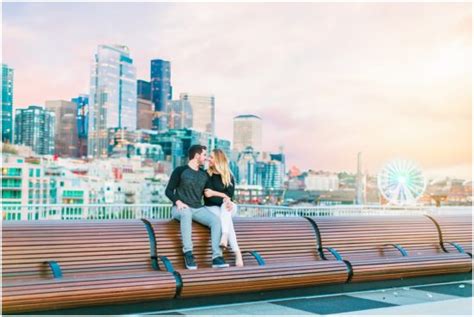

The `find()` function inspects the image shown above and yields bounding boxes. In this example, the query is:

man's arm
[165,167,184,204]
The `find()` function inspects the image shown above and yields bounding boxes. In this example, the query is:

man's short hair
[188,144,207,160]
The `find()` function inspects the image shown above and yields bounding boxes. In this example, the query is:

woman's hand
[205,189,230,200]
[223,197,233,211]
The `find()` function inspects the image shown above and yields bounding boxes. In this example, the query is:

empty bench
[2,221,177,314]
[428,214,472,256]
[306,216,472,282]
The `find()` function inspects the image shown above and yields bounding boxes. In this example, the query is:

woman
[204,149,243,267]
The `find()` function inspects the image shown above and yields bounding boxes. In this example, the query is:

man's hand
[176,200,189,210]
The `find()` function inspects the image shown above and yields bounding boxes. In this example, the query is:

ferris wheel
[377,159,426,205]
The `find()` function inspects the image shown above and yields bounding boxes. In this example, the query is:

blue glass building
[151,128,230,169]
[71,95,89,140]
[151,59,172,131]
[14,106,55,155]
[88,45,137,158]
[137,80,151,101]
[2,64,14,143]
[71,95,89,158]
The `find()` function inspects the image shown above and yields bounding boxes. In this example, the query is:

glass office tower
[88,45,137,158]
[2,64,14,143]
[14,105,55,155]
[150,59,171,131]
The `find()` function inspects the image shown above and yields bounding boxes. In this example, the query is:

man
[165,144,229,270]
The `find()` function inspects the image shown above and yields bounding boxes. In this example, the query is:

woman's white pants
[205,203,240,252]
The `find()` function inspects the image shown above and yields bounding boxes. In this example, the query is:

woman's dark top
[204,173,235,207]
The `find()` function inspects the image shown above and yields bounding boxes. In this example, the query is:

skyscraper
[236,146,259,185]
[137,98,154,130]
[136,80,154,130]
[233,114,262,153]
[2,64,14,143]
[71,94,89,158]
[88,45,137,158]
[262,160,284,189]
[180,93,215,134]
[271,150,286,185]
[14,106,55,155]
[169,99,192,130]
[137,80,152,101]
[150,59,171,131]
[45,100,79,158]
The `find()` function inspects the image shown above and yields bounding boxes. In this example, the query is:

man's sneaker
[184,251,197,270]
[212,256,230,268]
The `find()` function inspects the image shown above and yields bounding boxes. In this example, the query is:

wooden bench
[428,214,472,256]
[2,221,177,314]
[306,216,472,282]
[3,215,471,313]
[145,217,350,298]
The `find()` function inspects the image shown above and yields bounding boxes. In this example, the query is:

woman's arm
[204,188,230,199]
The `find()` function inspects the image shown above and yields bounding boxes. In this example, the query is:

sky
[2,2,472,179]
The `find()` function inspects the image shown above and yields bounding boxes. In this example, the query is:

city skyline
[3,2,471,179]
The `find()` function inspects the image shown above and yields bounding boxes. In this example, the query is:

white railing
[1,204,471,221]
[238,204,472,217]
[2,204,173,221]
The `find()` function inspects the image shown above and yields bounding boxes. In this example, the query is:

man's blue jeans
[172,206,223,259]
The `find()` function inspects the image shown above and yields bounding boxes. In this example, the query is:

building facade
[2,64,14,143]
[150,59,172,131]
[137,79,152,101]
[233,114,262,153]
[88,45,137,158]
[179,93,215,134]
[2,155,53,220]
[169,99,193,130]
[14,106,55,155]
[71,94,89,158]
[305,172,340,191]
[45,100,79,158]
[137,98,154,130]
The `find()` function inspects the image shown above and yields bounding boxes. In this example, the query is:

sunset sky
[2,2,472,179]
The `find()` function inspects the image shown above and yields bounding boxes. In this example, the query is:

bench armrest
[151,255,175,272]
[443,241,466,254]
[320,246,343,261]
[43,260,63,278]
[383,244,408,256]
[242,250,265,266]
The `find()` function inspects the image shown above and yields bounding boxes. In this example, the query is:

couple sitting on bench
[165,144,243,270]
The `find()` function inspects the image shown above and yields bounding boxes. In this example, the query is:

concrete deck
[148,280,472,316]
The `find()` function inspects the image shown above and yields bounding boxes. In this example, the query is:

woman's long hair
[208,149,233,187]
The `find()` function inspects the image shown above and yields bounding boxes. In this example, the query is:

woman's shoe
[235,250,244,267]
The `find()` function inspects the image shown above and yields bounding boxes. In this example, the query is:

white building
[179,93,215,134]
[1,155,55,220]
[305,172,340,191]
[233,115,262,153]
